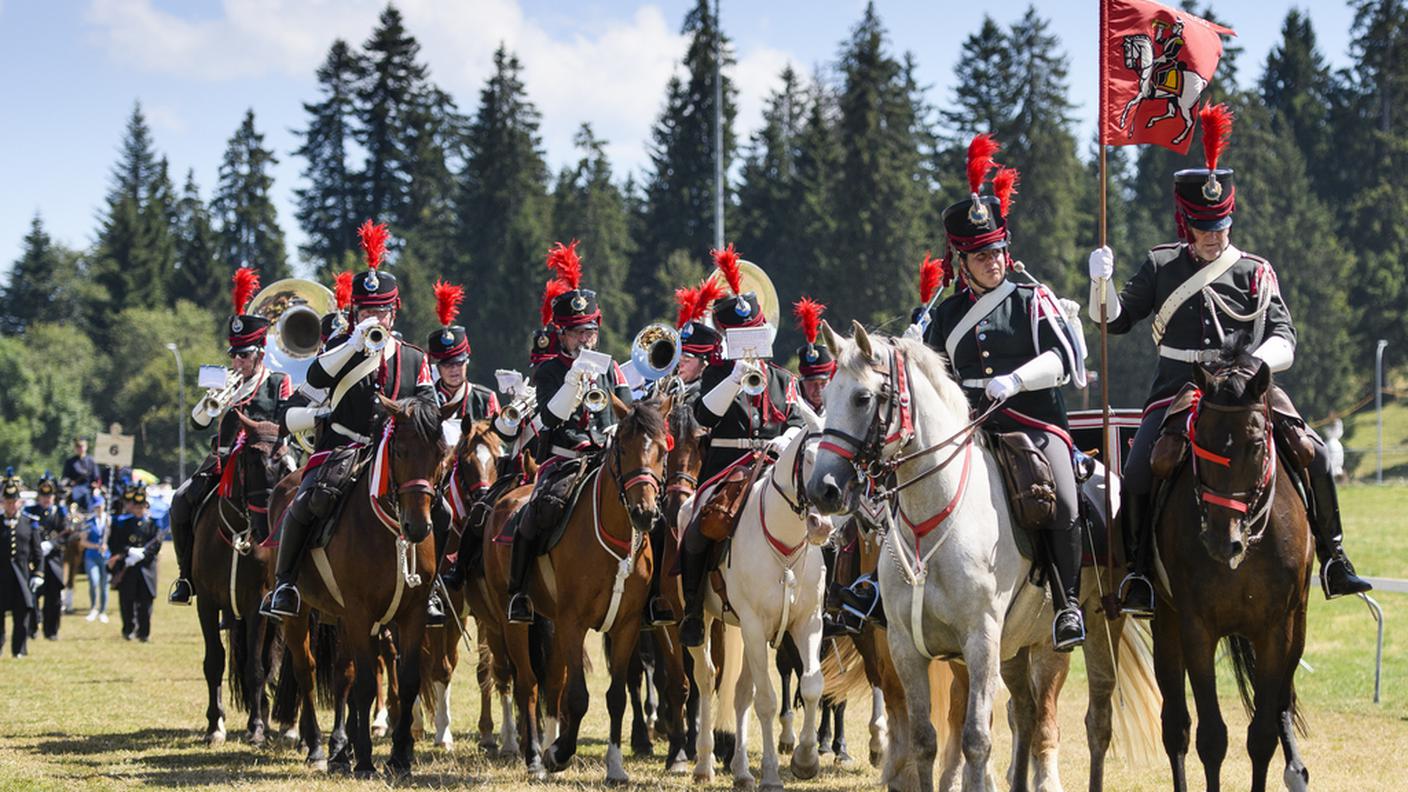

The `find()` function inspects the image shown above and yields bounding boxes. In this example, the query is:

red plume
[918,251,942,304]
[1200,103,1234,171]
[357,219,390,269]
[674,286,699,328]
[433,280,464,328]
[993,167,1020,218]
[792,297,826,345]
[966,133,1000,194]
[545,240,583,290]
[695,276,725,316]
[540,279,570,326]
[711,243,743,295]
[231,267,260,315]
[333,271,353,311]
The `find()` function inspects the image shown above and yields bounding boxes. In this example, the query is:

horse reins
[1187,390,1277,532]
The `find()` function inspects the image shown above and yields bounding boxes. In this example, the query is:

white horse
[808,323,1070,792]
[686,402,835,790]
[1118,34,1207,146]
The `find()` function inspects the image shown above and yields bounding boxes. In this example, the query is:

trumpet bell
[740,366,767,397]
[365,324,390,353]
[583,386,610,413]
[631,323,681,382]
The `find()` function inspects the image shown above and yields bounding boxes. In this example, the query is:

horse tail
[270,639,300,727]
[819,636,871,704]
[528,615,553,688]
[312,613,342,710]
[1223,635,1308,738]
[1109,619,1162,765]
[227,619,250,715]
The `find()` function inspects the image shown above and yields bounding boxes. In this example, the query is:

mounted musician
[677,245,801,648]
[262,220,434,620]
[1087,105,1371,616]
[168,268,293,606]
[505,241,633,624]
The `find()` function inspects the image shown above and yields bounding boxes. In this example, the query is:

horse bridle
[607,430,665,517]
[1187,391,1277,530]
[769,431,817,517]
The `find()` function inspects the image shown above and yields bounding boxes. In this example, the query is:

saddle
[309,445,370,549]
[1151,383,1316,482]
[506,455,601,556]
[987,430,1058,533]
[693,454,768,543]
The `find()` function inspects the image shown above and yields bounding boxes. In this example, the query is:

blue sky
[0,1,1354,276]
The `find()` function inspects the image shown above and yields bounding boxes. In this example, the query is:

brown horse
[483,395,671,782]
[1152,353,1313,792]
[189,413,285,746]
[271,393,450,778]
[418,418,501,751]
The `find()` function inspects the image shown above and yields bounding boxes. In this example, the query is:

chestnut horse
[1152,352,1313,792]
[271,394,449,778]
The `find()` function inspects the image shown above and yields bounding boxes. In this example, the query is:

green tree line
[2,1,1401,480]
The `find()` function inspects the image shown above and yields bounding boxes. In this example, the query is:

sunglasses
[229,349,258,360]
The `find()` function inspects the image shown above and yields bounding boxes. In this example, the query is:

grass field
[1,487,1406,791]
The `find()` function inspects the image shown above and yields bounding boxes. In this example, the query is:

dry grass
[2,487,1406,791]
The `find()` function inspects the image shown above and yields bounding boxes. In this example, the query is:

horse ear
[658,394,674,422]
[611,394,630,421]
[377,393,403,416]
[851,320,876,362]
[821,320,841,356]
[1248,360,1272,400]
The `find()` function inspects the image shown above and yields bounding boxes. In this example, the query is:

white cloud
[143,102,188,134]
[82,0,800,175]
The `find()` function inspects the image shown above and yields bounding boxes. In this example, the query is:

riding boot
[678,538,712,647]
[1118,491,1156,618]
[505,510,538,624]
[263,504,314,620]
[427,586,446,627]
[1306,467,1372,599]
[1047,528,1085,652]
[836,573,882,633]
[426,496,450,627]
[646,522,676,627]
[167,475,202,606]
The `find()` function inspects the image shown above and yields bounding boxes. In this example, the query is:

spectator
[81,497,110,623]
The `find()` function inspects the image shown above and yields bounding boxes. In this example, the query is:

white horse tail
[927,659,955,750]
[819,637,870,703]
[1109,619,1162,765]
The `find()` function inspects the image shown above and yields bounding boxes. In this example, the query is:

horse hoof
[632,741,654,757]
[869,749,883,768]
[308,758,328,772]
[761,783,785,792]
[694,769,715,784]
[605,773,630,786]
[353,766,378,780]
[205,731,226,746]
[372,727,388,739]
[384,763,412,781]
[835,750,855,768]
[733,776,756,790]
[778,740,795,755]
[526,760,547,781]
[1285,763,1310,792]
[669,758,693,774]
[790,750,820,780]
[327,760,350,775]
[478,735,499,752]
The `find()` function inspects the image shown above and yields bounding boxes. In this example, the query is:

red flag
[1100,0,1235,154]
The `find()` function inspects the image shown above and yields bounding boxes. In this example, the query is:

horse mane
[668,397,700,441]
[619,396,666,442]
[393,392,444,444]
[844,334,970,425]
[1206,332,1267,404]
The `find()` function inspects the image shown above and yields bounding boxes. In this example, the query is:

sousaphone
[706,259,780,328]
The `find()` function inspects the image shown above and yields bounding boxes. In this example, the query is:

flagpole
[1098,0,1118,617]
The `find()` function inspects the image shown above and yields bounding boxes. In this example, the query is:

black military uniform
[1,476,43,657]
[169,268,291,606]
[109,486,161,641]
[678,246,802,647]
[23,475,69,640]
[1091,140,1370,615]
[505,246,632,624]
[926,145,1088,649]
[61,445,102,511]
[263,223,434,619]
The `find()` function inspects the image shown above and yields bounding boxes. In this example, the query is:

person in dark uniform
[168,268,292,606]
[1,475,43,657]
[24,474,69,640]
[505,242,633,624]
[262,221,434,619]
[678,244,802,648]
[61,438,103,512]
[793,298,835,414]
[108,485,161,642]
[426,280,500,624]
[1089,107,1370,615]
[923,135,1088,650]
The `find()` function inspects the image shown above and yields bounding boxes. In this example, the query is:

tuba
[631,323,681,382]
[246,278,337,365]
[706,258,780,329]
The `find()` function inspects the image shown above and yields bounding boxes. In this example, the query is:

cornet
[500,388,538,425]
[200,371,246,419]
[740,361,767,396]
[581,380,610,413]
[364,324,390,353]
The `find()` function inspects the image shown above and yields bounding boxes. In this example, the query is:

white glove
[725,359,749,383]
[30,576,43,593]
[126,547,146,565]
[985,374,1021,403]
[902,322,925,341]
[767,427,802,457]
[1088,246,1114,280]
[1057,298,1081,320]
[40,540,53,556]
[348,316,380,352]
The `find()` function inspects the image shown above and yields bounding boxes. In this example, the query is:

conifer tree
[356,4,428,228]
[212,109,289,281]
[171,170,222,308]
[295,39,363,276]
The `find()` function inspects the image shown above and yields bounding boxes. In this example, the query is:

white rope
[590,466,640,635]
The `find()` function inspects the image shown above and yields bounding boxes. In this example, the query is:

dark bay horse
[272,393,450,778]
[190,412,285,746]
[1153,352,1313,792]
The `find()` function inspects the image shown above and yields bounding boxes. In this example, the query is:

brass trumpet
[365,324,390,353]
[582,383,610,413]
[740,362,767,397]
[200,371,246,419]
[500,389,538,425]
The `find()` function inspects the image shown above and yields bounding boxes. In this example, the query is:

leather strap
[1151,245,1240,345]
[943,279,1016,364]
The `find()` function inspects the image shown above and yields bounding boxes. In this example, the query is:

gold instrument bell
[247,278,336,361]
[706,259,780,328]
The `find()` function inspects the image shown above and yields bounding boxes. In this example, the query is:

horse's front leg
[1028,645,1070,792]
[887,624,937,792]
[1184,622,1226,792]
[1153,605,1190,792]
[732,614,765,789]
[790,610,825,781]
[544,621,588,772]
[196,597,227,745]
[960,623,1002,792]
[1000,648,1035,792]
[1081,604,1121,792]
[686,620,718,784]
[389,611,428,777]
[605,614,646,784]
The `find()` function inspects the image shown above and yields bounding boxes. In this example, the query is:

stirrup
[1118,573,1155,618]
[167,578,193,606]
[1320,556,1372,600]
[1052,606,1086,652]
[647,596,676,627]
[266,583,302,619]
[506,593,534,624]
[427,589,446,628]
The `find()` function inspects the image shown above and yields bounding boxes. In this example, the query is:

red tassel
[433,280,464,328]
[1200,103,1234,171]
[993,167,1020,218]
[540,279,570,326]
[966,133,1000,194]
[918,251,942,304]
[792,297,826,345]
[711,243,743,295]
[231,267,260,315]
[358,220,390,269]
[333,271,353,310]
[545,240,583,290]
[674,285,699,329]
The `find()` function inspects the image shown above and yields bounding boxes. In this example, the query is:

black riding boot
[263,506,314,620]
[505,501,540,624]
[1306,468,1372,598]
[678,538,712,647]
[427,498,449,627]
[1118,492,1156,618]
[167,476,203,606]
[835,573,883,633]
[646,522,676,627]
[1047,528,1085,652]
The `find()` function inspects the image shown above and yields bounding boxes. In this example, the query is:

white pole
[1376,339,1388,484]
[713,0,724,250]
[165,343,185,483]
